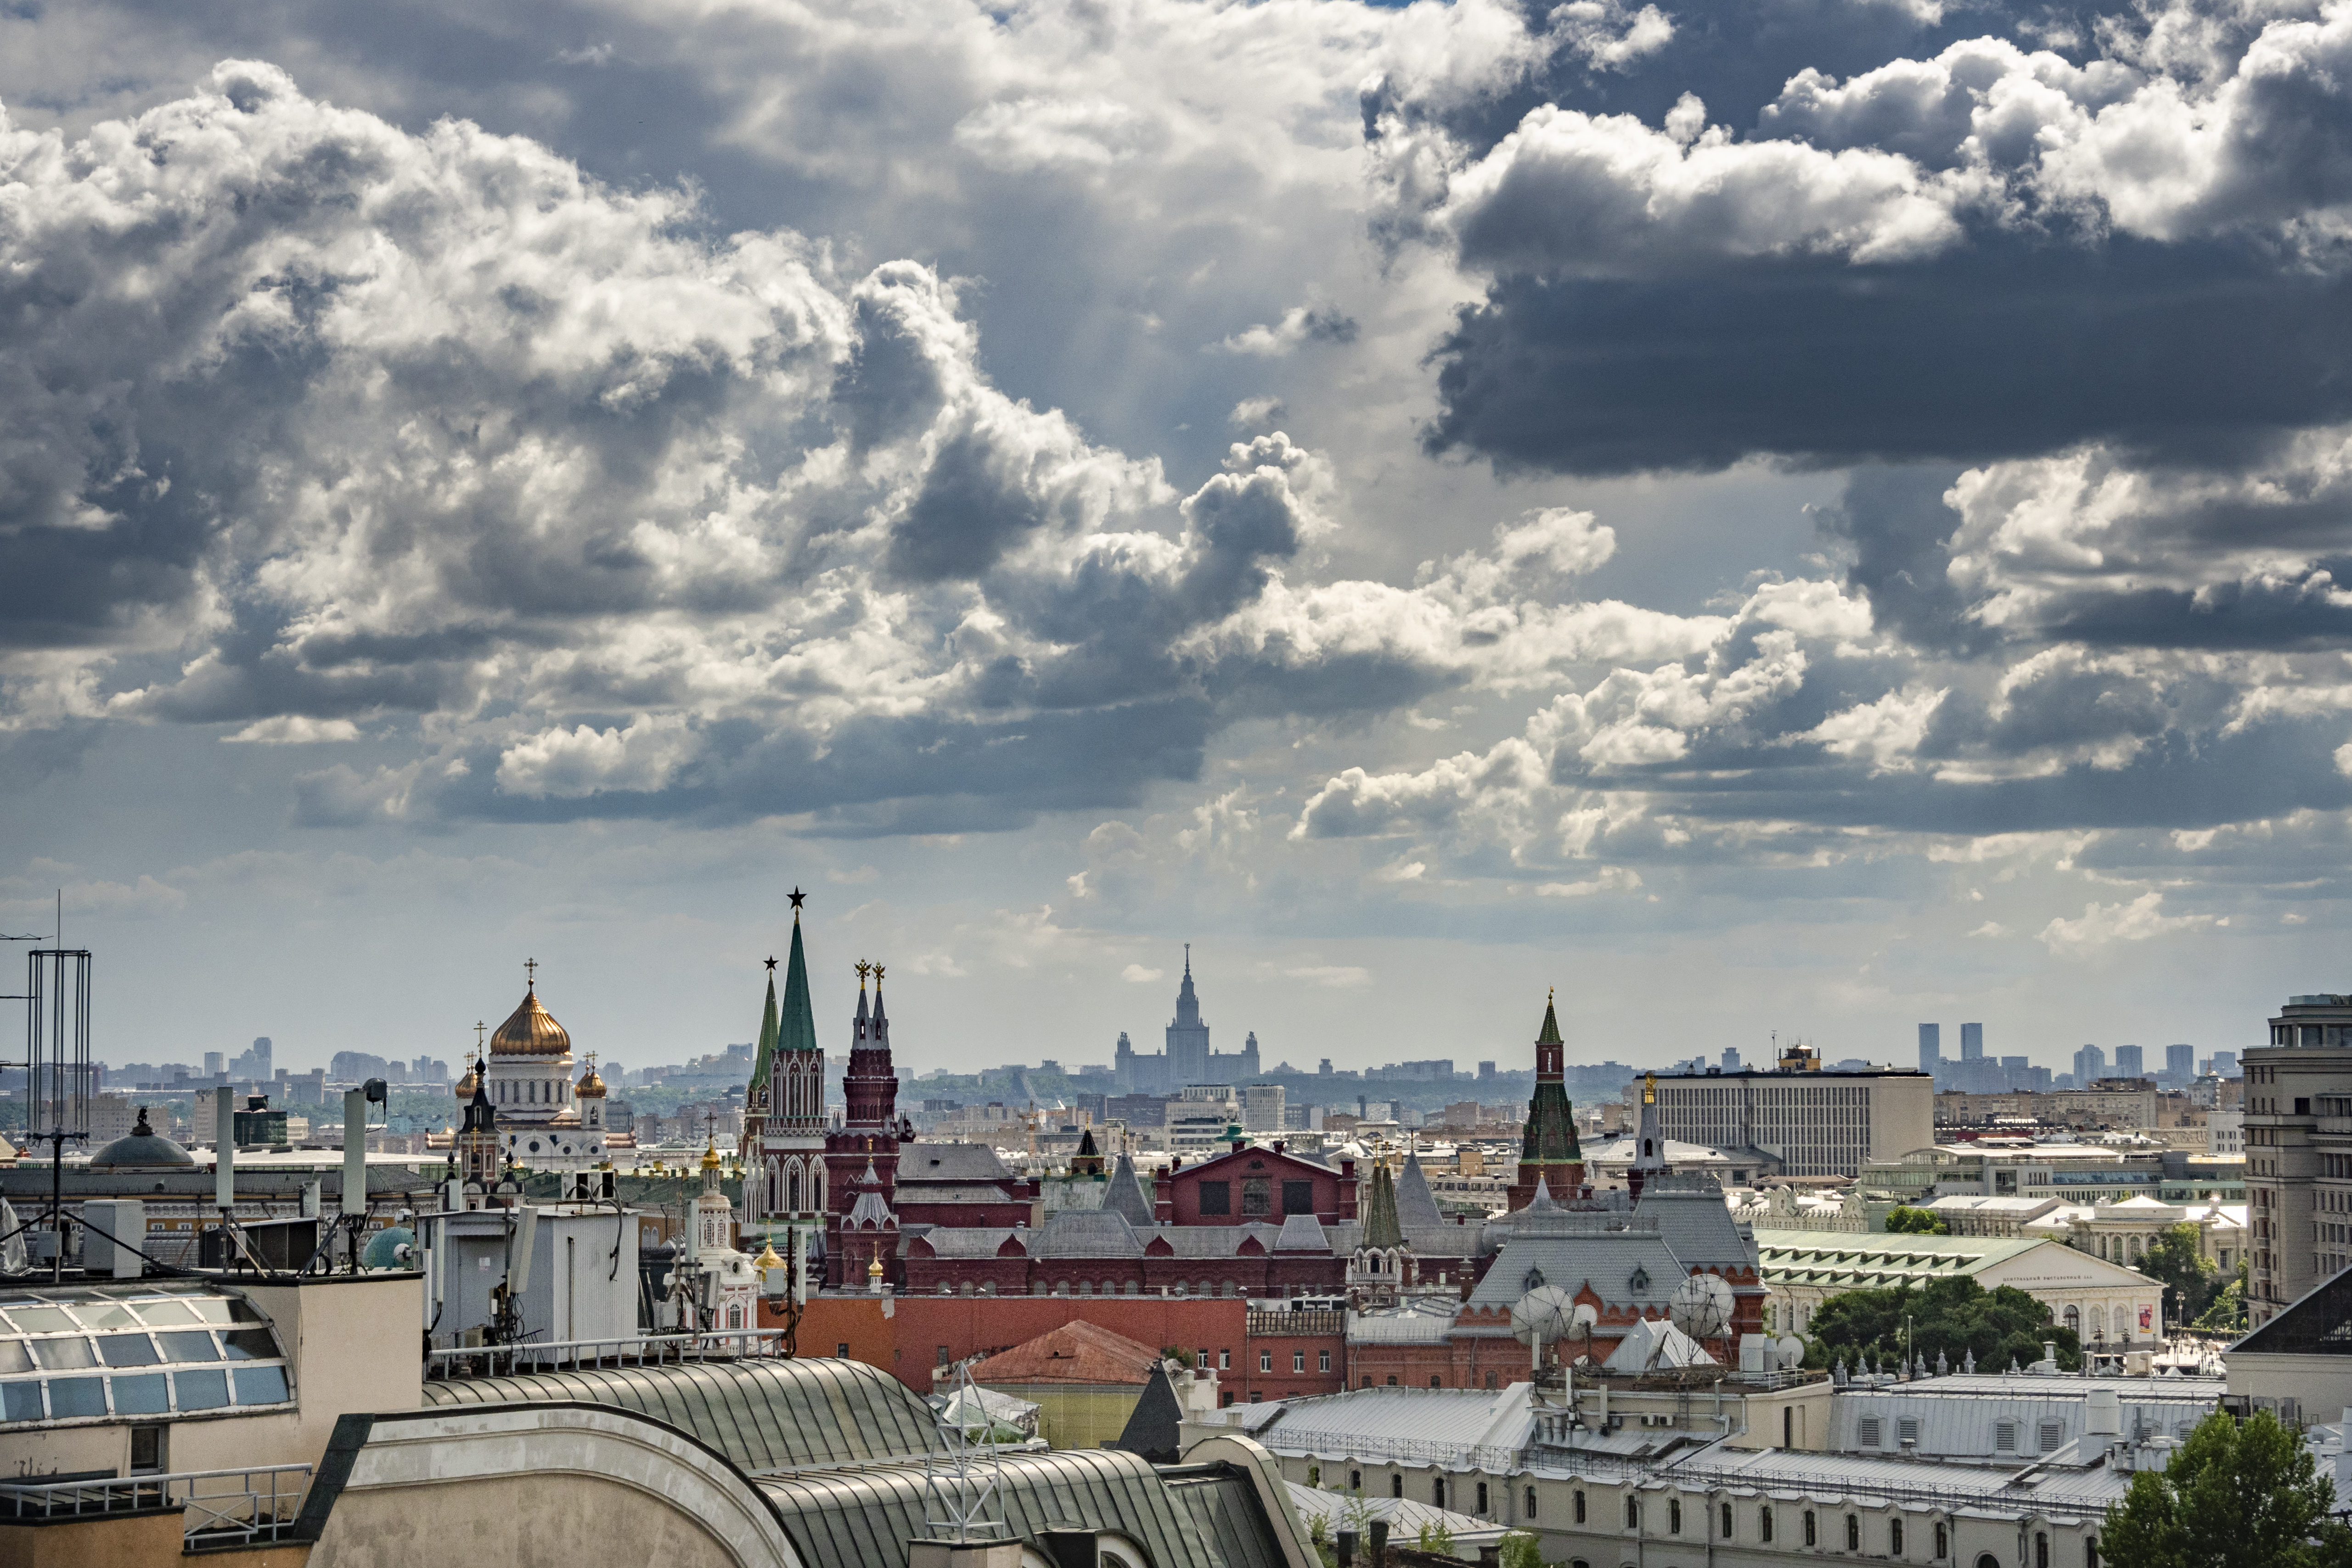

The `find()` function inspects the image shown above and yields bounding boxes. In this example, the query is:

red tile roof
[967,1319,1167,1387]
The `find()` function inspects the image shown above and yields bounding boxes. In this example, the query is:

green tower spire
[749,957,781,1093]
[777,903,818,1053]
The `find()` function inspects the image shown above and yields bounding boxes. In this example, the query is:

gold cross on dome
[525,957,539,989]
[474,1021,486,1050]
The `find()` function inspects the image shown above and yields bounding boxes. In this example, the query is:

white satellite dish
[1775,1335,1806,1370]
[1668,1273,1735,1343]
[1512,1286,1579,1348]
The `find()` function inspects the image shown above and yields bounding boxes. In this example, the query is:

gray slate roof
[1633,1174,1756,1271]
[896,1141,1018,1186]
[1104,1153,1159,1225]
[1465,1208,1688,1315]
[1396,1151,1444,1229]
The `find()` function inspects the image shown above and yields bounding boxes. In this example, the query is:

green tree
[2104,1409,2352,1568]
[1884,1205,1951,1235]
[2193,1266,2249,1334]
[1415,1518,1455,1554]
[1802,1276,2080,1371]
[2138,1223,2222,1327]
[1498,1532,1546,1568]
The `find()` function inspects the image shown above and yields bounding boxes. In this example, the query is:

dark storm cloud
[1424,241,2352,476]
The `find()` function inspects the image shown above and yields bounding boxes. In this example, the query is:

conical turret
[1512,988,1585,1211]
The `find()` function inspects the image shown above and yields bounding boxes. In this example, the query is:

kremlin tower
[825,959,909,1286]
[1508,990,1587,1209]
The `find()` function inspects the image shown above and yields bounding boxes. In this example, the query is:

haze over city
[7,0,2352,1073]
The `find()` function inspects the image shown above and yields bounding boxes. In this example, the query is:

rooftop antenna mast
[7,913,92,1281]
[924,1360,1009,1548]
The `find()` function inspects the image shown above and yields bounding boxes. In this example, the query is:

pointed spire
[777,910,818,1053]
[750,961,781,1089]
[1538,987,1562,1046]
[1361,1161,1404,1250]
[1396,1146,1443,1229]
[871,962,889,1035]
[1525,1176,1558,1212]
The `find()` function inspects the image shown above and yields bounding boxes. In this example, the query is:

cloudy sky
[4,0,2347,1080]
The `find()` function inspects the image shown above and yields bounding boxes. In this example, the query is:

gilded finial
[474,1020,486,1050]
[856,960,871,986]
[872,962,885,984]
[525,957,538,989]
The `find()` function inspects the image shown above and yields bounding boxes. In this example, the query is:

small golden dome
[753,1240,784,1270]
[490,982,571,1058]
[575,1065,606,1098]
[701,1139,723,1173]
[867,1253,884,1279]
[454,1061,481,1098]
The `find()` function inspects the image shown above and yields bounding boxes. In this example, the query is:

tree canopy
[1802,1276,2080,1372]
[1884,1206,1951,1235]
[2104,1409,2352,1568]
[2138,1223,2226,1328]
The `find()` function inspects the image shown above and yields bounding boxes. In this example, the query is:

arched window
[1573,1490,1584,1525]
[1526,1487,1538,1520]
[1722,1502,1733,1539]
[1846,1514,1860,1551]
[1476,1483,1488,1516]
[2085,1534,2099,1568]
[1429,1376,1442,1388]
[1390,1474,1403,1500]
[1626,1498,1639,1530]
[1892,1518,1904,1556]
[1761,1507,1773,1543]
[1386,1375,1398,1386]
[1349,1470,1361,1492]
[1977,1555,2001,1568]
[787,1166,801,1214]
[1434,1478,1446,1509]
[2036,1531,2049,1568]
[1669,1499,1682,1535]
[1805,1511,1817,1546]
[1936,1523,1949,1559]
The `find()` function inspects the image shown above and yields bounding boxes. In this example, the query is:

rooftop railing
[425,1328,786,1380]
[0,1464,311,1550]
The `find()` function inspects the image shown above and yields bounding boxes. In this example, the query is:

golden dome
[867,1253,884,1279]
[701,1139,723,1173]
[753,1240,784,1270]
[490,984,571,1058]
[575,1064,607,1098]
[454,1061,480,1098]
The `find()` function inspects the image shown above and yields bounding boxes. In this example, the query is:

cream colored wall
[242,1276,425,1472]
[983,1383,1142,1451]
[309,1405,799,1568]
[0,1408,303,1482]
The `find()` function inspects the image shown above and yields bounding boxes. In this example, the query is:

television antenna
[923,1360,1008,1546]
[2,943,93,1281]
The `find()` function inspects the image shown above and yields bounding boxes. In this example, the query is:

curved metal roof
[422,1355,940,1471]
[755,1448,1286,1568]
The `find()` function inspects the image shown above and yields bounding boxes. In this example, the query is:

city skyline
[9,3,2352,1072]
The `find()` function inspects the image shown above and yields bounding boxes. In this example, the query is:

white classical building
[1755,1231,2166,1348]
[2021,1194,2247,1273]
[448,964,630,1172]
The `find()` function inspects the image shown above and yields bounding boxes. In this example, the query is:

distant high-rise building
[203,1051,225,1078]
[2211,1050,2239,1079]
[1918,1024,1940,1074]
[2000,1056,2029,1087]
[2114,1045,2144,1079]
[1240,1083,1285,1133]
[1477,1061,1496,1082]
[1318,1059,1334,1076]
[1720,1047,1743,1071]
[2166,1044,2194,1083]
[2073,1044,2106,1085]
[1960,1023,1984,1061]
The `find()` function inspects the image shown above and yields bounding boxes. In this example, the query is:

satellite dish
[1669,1273,1736,1342]
[1776,1335,1805,1369]
[1512,1286,1579,1348]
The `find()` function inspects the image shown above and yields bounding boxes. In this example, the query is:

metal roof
[1246,1384,1536,1459]
[1643,1436,2134,1517]
[1830,1373,2221,1459]
[1285,1482,1510,1548]
[755,1449,1288,1568]
[1466,1220,1688,1314]
[422,1354,941,1470]
[1633,1175,1756,1270]
[1753,1231,2049,1289]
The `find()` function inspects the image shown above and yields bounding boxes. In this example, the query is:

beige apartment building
[1651,1053,1933,1179]
[2246,992,2352,1327]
